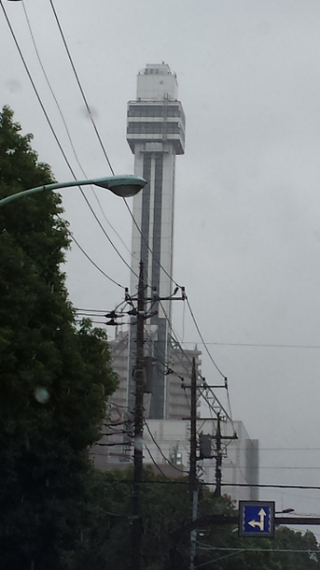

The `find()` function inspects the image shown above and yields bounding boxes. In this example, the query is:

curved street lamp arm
[0,179,90,207]
[0,175,146,207]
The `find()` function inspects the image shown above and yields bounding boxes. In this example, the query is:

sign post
[239,501,275,538]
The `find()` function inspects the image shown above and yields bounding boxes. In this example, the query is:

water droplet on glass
[34,387,50,404]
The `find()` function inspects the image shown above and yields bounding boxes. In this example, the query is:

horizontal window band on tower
[127,99,186,154]
[127,101,186,125]
[128,104,183,118]
[127,122,181,135]
[127,125,185,155]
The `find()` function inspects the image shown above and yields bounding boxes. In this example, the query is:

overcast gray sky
[2,0,320,531]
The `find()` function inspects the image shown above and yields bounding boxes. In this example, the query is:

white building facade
[143,419,259,502]
[91,417,259,503]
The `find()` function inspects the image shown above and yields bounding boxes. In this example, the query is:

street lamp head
[0,174,147,207]
[93,175,147,198]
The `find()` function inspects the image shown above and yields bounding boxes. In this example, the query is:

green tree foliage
[88,468,320,570]
[0,106,117,569]
[194,521,320,570]
[79,467,192,570]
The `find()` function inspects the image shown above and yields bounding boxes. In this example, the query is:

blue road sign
[239,501,275,538]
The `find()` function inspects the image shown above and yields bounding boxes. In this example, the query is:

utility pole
[212,414,237,498]
[190,357,198,570]
[188,370,237,568]
[213,413,222,498]
[106,264,186,570]
[132,261,145,570]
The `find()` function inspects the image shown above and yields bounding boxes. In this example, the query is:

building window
[128,104,181,119]
[127,122,180,135]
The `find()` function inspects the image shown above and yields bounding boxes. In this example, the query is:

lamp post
[0,174,146,207]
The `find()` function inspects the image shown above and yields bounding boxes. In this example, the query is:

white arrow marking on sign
[248,508,266,531]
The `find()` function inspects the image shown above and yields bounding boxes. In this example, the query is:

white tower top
[137,63,178,101]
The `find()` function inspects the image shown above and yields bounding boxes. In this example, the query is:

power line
[144,444,169,479]
[74,308,110,314]
[226,386,233,422]
[183,298,234,425]
[0,1,77,179]
[186,299,226,380]
[225,465,320,470]
[69,231,124,287]
[92,192,137,260]
[221,483,320,490]
[75,189,139,279]
[123,198,181,289]
[160,299,232,424]
[75,478,320,491]
[179,341,320,349]
[259,447,320,451]
[23,0,135,263]
[143,327,191,410]
[159,300,189,356]
[48,0,115,175]
[196,544,320,553]
[144,420,189,474]
[75,319,107,326]
[58,211,124,286]
[196,550,243,567]
[2,3,133,286]
[21,1,87,179]
[159,301,202,379]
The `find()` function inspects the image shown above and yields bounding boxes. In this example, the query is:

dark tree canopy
[80,468,320,570]
[0,106,117,569]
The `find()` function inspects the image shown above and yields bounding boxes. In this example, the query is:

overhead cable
[160,301,232,421]
[48,0,115,174]
[144,420,189,474]
[23,0,136,263]
[144,444,169,479]
[2,3,132,286]
[69,231,124,287]
[186,298,226,379]
[123,198,181,289]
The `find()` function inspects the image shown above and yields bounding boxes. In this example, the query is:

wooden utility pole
[132,261,145,570]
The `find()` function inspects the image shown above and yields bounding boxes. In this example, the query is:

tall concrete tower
[126,63,186,418]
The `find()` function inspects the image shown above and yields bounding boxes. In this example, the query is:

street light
[0,175,147,207]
